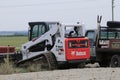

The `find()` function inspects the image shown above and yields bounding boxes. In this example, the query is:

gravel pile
[0,68,120,80]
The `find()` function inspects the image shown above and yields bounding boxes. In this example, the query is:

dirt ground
[0,67,120,80]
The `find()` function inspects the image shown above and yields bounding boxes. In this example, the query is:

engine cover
[65,37,90,60]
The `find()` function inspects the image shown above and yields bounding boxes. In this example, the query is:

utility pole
[112,0,115,21]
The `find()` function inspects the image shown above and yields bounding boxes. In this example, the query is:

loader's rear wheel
[110,55,120,67]
[40,52,58,70]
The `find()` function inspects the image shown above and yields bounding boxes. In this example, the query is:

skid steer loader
[18,22,90,69]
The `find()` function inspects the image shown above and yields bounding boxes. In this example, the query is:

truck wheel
[110,55,120,67]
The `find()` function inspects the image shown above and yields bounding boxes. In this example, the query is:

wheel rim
[113,58,119,67]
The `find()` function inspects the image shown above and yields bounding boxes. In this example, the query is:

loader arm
[22,22,60,52]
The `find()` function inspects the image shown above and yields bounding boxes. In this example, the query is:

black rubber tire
[107,21,120,28]
[110,55,120,67]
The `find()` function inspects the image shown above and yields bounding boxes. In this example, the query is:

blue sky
[0,0,120,31]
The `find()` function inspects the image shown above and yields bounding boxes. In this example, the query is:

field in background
[0,36,43,74]
[0,36,28,51]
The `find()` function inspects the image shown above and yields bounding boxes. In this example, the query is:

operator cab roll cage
[28,22,59,41]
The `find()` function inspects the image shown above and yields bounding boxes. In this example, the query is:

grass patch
[25,64,42,72]
[0,58,15,74]
[0,36,43,74]
[0,58,42,74]
[0,36,27,51]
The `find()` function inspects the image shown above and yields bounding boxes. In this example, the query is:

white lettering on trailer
[99,40,109,45]
[99,40,109,48]
[71,51,86,56]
